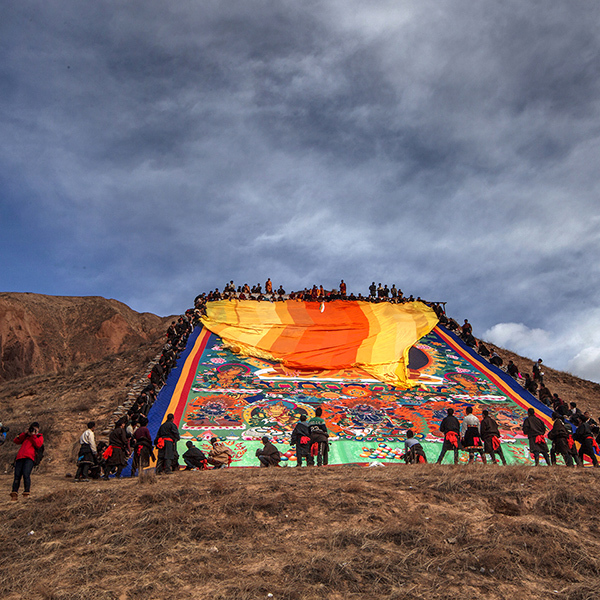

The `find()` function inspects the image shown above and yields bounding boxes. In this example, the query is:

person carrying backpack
[10,422,43,501]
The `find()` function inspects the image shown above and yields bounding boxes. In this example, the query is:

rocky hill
[0,292,171,381]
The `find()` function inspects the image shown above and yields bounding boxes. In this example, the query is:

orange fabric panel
[201,299,438,387]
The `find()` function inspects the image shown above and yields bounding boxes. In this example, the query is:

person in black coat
[256,437,281,467]
[547,412,577,467]
[436,408,461,465]
[522,408,551,466]
[290,415,311,467]
[480,410,507,465]
[154,413,180,474]
[182,441,207,470]
[573,416,599,467]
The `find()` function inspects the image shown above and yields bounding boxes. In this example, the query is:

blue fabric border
[437,325,553,419]
[122,325,203,476]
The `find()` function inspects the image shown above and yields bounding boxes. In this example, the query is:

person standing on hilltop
[522,408,551,466]
[10,422,43,501]
[339,280,347,298]
[307,407,329,466]
[265,278,273,294]
[436,408,461,465]
[532,358,544,385]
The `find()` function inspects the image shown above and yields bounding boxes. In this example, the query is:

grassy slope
[1,466,599,600]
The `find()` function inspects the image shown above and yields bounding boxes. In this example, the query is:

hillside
[1,466,599,600]
[2,294,600,599]
[0,292,171,381]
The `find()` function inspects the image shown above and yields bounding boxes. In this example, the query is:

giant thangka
[145,300,557,467]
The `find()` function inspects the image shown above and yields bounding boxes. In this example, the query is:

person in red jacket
[11,422,43,500]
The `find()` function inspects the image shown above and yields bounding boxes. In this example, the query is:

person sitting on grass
[207,437,234,468]
[182,441,208,470]
[256,436,281,467]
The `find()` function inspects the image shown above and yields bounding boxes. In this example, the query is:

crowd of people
[429,405,599,467]
[192,279,448,324]
[6,280,600,500]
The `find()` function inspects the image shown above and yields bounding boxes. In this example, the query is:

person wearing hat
[207,437,233,468]
[182,441,208,470]
[256,436,281,467]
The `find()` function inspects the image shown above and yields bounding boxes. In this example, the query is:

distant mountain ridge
[0,292,170,381]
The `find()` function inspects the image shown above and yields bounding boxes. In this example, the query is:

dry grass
[2,465,600,600]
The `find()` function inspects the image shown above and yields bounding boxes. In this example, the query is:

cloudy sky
[2,1,600,380]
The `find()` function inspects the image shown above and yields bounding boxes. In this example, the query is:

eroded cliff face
[0,292,170,381]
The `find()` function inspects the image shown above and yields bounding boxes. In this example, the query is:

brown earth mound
[1,466,599,600]
[0,292,172,381]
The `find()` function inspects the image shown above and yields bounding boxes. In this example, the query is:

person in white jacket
[461,407,487,464]
[75,421,97,481]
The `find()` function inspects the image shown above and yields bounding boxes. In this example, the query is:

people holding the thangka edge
[548,412,579,467]
[131,415,153,476]
[572,415,600,467]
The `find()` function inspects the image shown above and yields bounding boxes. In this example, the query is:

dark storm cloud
[2,0,600,378]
